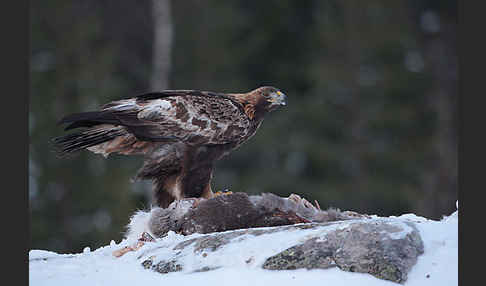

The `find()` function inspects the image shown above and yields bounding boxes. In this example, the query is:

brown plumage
[52,86,287,207]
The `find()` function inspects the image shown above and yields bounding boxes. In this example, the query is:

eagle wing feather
[103,90,251,145]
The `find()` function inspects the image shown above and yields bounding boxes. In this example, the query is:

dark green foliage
[30,0,457,253]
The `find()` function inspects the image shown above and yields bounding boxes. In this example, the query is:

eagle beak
[270,91,287,106]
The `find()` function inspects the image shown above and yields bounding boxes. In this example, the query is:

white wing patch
[137,99,174,120]
[103,98,138,111]
[152,99,172,110]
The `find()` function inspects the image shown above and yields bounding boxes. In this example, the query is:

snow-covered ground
[29,203,458,286]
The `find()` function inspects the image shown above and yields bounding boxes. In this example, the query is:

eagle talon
[213,189,233,197]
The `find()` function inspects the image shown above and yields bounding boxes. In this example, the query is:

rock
[262,220,423,283]
[151,260,183,274]
[138,217,423,284]
[262,238,336,270]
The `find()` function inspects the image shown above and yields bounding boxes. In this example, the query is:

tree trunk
[416,14,458,219]
[151,0,173,91]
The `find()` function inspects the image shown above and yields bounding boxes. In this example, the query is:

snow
[158,223,347,271]
[29,202,458,286]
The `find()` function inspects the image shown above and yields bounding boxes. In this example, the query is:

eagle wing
[62,90,251,146]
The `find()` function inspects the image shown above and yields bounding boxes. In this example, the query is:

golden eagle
[53,86,287,207]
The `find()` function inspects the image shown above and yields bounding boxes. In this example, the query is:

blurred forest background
[30,0,458,253]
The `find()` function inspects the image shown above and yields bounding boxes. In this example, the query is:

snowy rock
[262,220,423,283]
[139,218,423,283]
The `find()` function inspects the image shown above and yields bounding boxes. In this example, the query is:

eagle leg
[200,182,214,199]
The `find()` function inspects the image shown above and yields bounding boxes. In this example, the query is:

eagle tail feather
[58,111,120,131]
[51,127,126,157]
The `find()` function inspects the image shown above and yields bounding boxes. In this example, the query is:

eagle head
[234,86,287,119]
[256,86,287,111]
